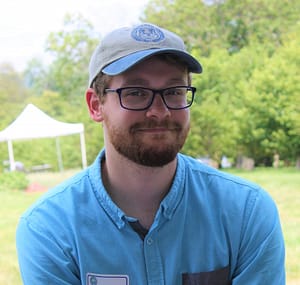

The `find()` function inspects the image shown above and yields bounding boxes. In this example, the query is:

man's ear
[86,88,104,122]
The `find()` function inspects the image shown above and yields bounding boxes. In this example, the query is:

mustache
[130,120,182,132]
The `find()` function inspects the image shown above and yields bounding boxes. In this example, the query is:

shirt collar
[88,149,186,230]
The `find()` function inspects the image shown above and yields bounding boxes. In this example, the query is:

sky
[0,0,149,71]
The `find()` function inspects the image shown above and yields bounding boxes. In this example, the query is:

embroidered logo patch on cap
[131,24,165,43]
[87,273,129,285]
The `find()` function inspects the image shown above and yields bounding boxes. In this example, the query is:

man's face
[101,56,191,167]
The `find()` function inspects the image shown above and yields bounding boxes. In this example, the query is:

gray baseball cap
[88,23,202,87]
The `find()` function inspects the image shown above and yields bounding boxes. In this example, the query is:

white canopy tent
[0,103,87,171]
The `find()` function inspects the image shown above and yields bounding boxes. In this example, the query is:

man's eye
[124,89,147,97]
[165,88,185,96]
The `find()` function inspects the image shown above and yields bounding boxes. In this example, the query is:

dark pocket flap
[182,266,231,285]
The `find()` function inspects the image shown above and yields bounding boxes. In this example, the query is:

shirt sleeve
[232,188,285,284]
[16,216,81,285]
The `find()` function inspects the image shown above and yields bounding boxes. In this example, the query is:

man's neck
[101,148,177,229]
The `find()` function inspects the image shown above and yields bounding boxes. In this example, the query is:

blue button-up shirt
[16,150,285,284]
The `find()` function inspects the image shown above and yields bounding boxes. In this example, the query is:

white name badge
[87,273,129,285]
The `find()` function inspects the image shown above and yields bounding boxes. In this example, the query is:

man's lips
[136,127,170,133]
[130,121,182,134]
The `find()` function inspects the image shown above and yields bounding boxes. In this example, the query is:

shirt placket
[143,231,165,285]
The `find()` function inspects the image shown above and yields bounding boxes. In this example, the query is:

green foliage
[0,172,29,192]
[23,58,49,95]
[234,28,300,164]
[0,64,30,130]
[45,13,99,101]
[184,100,238,161]
[143,0,300,55]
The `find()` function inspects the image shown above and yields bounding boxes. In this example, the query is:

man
[16,23,285,285]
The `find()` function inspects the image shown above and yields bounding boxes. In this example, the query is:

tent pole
[80,132,87,169]
[7,140,16,171]
[55,137,63,172]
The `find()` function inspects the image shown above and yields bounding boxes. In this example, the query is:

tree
[45,13,99,103]
[235,26,300,165]
[0,63,29,128]
[143,0,300,54]
[23,58,49,95]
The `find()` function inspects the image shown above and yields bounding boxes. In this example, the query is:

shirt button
[146,238,153,245]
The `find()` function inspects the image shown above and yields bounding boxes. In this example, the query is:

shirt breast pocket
[182,266,231,285]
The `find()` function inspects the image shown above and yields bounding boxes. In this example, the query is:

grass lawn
[0,169,78,285]
[0,167,299,284]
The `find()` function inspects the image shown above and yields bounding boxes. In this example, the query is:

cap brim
[102,48,202,75]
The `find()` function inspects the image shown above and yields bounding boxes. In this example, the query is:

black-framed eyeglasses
[104,86,196,111]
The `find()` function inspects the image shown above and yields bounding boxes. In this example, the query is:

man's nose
[146,93,170,118]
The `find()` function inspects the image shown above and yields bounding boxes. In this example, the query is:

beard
[105,118,189,167]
